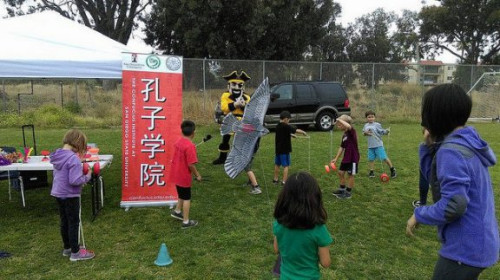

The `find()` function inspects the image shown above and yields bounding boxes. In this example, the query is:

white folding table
[0,155,113,215]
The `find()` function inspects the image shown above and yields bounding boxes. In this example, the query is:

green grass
[1,123,500,279]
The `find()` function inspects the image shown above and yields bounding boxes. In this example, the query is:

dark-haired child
[362,110,396,178]
[273,172,332,279]
[331,115,359,199]
[50,129,94,261]
[406,84,499,279]
[170,120,201,229]
[273,110,307,185]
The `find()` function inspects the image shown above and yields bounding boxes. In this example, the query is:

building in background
[408,60,456,85]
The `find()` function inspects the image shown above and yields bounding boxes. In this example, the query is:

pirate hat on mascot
[223,71,251,83]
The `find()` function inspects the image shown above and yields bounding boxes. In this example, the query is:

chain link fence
[1,59,499,126]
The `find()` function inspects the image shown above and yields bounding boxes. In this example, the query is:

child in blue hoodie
[406,84,499,279]
[50,129,94,261]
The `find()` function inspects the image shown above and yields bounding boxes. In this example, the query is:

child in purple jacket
[406,84,499,279]
[50,129,94,261]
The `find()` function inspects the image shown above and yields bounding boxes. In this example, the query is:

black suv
[214,81,350,131]
[265,81,350,131]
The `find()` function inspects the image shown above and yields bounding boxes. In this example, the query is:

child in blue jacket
[406,84,499,279]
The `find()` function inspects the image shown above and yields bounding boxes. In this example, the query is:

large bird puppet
[221,78,271,179]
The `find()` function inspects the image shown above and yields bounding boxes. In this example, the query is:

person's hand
[302,131,307,136]
[85,171,92,182]
[196,175,202,182]
[406,214,419,237]
[386,127,391,134]
[330,158,337,164]
[291,134,297,138]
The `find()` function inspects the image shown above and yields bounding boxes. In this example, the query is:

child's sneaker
[250,186,262,195]
[62,248,71,257]
[170,210,183,221]
[368,170,375,178]
[390,167,397,178]
[332,188,345,198]
[412,200,425,208]
[272,179,279,184]
[182,220,198,229]
[337,192,352,199]
[69,248,95,261]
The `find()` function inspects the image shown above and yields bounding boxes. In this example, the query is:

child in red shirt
[169,120,202,229]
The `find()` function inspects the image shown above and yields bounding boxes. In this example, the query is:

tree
[258,0,336,61]
[345,8,407,86]
[419,0,500,64]
[308,2,345,62]
[144,0,337,60]
[392,10,421,62]
[143,0,261,59]
[3,0,151,44]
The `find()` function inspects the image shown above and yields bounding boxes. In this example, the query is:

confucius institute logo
[146,55,161,69]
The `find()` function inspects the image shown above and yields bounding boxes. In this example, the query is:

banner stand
[120,53,183,209]
[120,201,177,211]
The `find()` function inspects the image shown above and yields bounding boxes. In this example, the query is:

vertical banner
[121,53,183,208]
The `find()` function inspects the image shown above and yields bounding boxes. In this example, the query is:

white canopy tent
[0,11,139,79]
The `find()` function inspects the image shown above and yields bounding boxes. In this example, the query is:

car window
[274,84,293,100]
[296,84,314,99]
[316,83,345,99]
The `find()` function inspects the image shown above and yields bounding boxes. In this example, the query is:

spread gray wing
[242,78,270,124]
[224,78,271,179]
[224,128,260,179]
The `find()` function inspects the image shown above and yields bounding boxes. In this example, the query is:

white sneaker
[249,186,262,195]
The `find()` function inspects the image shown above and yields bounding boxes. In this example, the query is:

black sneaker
[412,200,425,208]
[332,188,346,198]
[390,168,397,178]
[170,210,183,221]
[369,170,375,178]
[336,192,352,199]
[182,220,198,229]
[272,179,279,184]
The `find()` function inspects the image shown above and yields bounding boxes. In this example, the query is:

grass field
[1,123,500,279]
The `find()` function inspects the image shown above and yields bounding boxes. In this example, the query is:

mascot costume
[212,71,251,165]
[222,78,271,179]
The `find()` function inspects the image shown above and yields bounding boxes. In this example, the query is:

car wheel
[315,111,335,131]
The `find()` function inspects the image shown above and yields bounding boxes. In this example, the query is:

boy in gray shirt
[362,110,396,178]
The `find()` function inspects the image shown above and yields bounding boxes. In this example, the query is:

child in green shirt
[273,172,333,279]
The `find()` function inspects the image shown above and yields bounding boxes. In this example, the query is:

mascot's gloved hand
[235,97,246,108]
